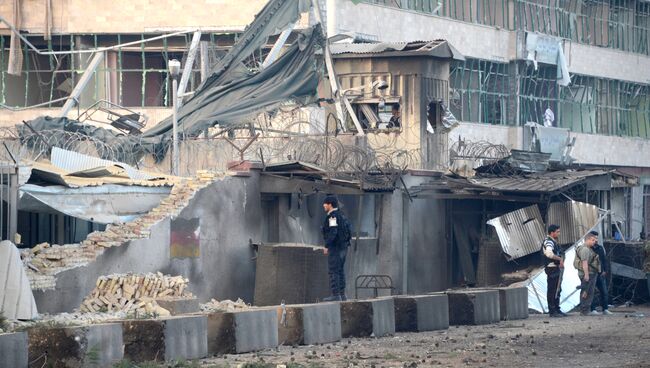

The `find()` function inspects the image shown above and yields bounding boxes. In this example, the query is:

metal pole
[177,31,202,108]
[172,78,179,176]
[262,22,295,69]
[60,51,105,117]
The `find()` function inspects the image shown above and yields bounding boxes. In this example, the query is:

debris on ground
[200,298,250,312]
[79,272,193,316]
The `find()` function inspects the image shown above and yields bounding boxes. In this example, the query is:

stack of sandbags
[79,272,193,316]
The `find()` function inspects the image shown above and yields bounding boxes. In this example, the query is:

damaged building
[0,0,649,321]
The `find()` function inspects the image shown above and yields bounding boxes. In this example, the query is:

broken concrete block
[276,303,341,346]
[155,297,200,315]
[0,332,28,368]
[394,294,449,332]
[28,323,123,368]
[0,240,38,320]
[447,290,500,325]
[340,297,395,338]
[122,315,207,362]
[494,287,529,320]
[207,308,278,355]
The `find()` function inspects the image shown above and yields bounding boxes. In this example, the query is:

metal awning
[17,184,171,224]
[261,161,396,194]
[411,169,637,200]
[330,40,465,61]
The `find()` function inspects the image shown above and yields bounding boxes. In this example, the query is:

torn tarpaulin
[143,26,323,139]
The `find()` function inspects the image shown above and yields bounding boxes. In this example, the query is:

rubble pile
[200,298,250,313]
[79,272,193,316]
[22,171,224,290]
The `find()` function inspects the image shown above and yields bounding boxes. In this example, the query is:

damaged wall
[33,174,263,313]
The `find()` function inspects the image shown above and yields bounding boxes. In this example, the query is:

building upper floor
[360,0,650,57]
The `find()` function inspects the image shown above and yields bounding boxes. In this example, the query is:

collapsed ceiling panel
[487,204,546,260]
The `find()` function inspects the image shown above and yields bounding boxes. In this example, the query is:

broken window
[351,98,402,132]
[449,58,510,125]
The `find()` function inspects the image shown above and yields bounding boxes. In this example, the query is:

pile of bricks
[22,171,226,290]
[79,272,193,316]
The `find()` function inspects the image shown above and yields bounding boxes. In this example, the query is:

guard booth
[330,40,464,170]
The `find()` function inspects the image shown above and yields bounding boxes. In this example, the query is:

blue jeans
[327,247,347,296]
[591,273,609,311]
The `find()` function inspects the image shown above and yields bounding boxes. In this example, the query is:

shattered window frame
[351,98,403,133]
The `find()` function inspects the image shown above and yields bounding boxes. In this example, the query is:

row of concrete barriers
[0,287,528,367]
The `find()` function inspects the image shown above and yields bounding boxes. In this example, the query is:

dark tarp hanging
[143,26,323,139]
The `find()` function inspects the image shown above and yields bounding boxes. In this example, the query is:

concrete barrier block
[340,298,395,338]
[447,290,500,325]
[123,315,207,362]
[276,302,341,345]
[207,309,278,355]
[496,287,528,320]
[394,294,449,332]
[0,332,28,368]
[155,297,200,315]
[28,323,123,367]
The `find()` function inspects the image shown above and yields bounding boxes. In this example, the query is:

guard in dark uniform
[541,224,567,317]
[321,195,350,301]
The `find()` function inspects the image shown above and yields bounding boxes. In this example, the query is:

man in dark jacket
[321,195,350,301]
[541,224,567,317]
[590,238,612,315]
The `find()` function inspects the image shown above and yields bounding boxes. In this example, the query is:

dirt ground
[198,305,650,368]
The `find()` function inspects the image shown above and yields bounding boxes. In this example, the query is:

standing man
[321,195,351,301]
[590,235,612,315]
[388,103,401,128]
[574,231,600,316]
[541,224,566,317]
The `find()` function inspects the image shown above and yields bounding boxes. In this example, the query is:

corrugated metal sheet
[527,245,581,313]
[469,176,580,193]
[487,205,546,260]
[330,40,464,60]
[0,240,38,320]
[51,147,157,181]
[330,42,410,55]
[547,201,600,245]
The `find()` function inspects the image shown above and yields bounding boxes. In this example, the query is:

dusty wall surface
[0,0,268,35]
[402,175,449,294]
[0,107,173,129]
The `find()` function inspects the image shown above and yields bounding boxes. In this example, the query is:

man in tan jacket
[574,231,600,316]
